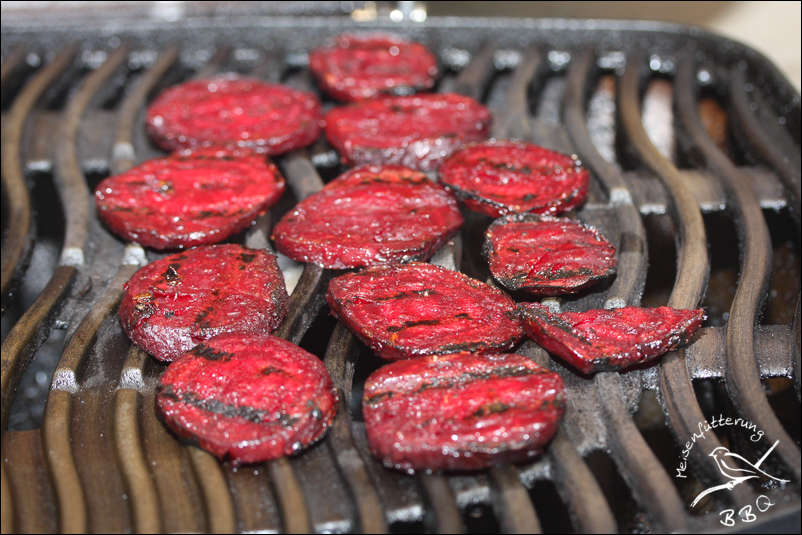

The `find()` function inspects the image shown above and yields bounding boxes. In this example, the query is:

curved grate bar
[729,66,801,228]
[674,54,801,482]
[420,473,465,534]
[114,346,160,533]
[488,43,601,534]
[616,50,749,503]
[1,46,77,297]
[54,45,129,268]
[0,45,26,85]
[191,45,232,80]
[564,48,687,531]
[548,427,617,532]
[491,45,541,140]
[451,42,497,101]
[112,45,179,175]
[1,266,76,430]
[324,322,388,533]
[489,464,541,533]
[44,262,139,532]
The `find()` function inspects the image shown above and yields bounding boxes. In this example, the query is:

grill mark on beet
[327,262,523,360]
[362,352,565,471]
[95,148,285,250]
[273,165,463,269]
[120,244,289,361]
[324,94,490,171]
[309,34,438,102]
[484,214,617,296]
[518,303,706,374]
[439,140,589,217]
[145,76,321,154]
[157,334,337,464]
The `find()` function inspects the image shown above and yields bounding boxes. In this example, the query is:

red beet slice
[439,140,589,217]
[363,352,565,472]
[272,165,463,269]
[120,244,289,361]
[156,334,338,464]
[327,262,524,360]
[95,148,285,250]
[324,93,491,171]
[484,214,617,296]
[309,33,438,101]
[146,76,321,154]
[518,303,706,374]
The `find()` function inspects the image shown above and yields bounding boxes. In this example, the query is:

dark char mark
[159,385,299,427]
[189,343,234,361]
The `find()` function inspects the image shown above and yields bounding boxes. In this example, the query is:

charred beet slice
[518,303,706,374]
[484,214,617,296]
[120,244,289,361]
[309,33,438,102]
[272,165,463,269]
[145,76,321,154]
[326,262,523,360]
[363,352,565,472]
[324,94,491,171]
[157,334,338,465]
[95,148,285,250]
[439,140,589,217]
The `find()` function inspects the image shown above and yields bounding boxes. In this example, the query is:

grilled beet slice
[363,352,565,472]
[96,148,285,250]
[156,334,338,465]
[309,33,438,101]
[146,76,321,154]
[327,262,523,360]
[519,303,706,374]
[484,214,617,296]
[120,244,289,362]
[439,141,589,217]
[324,94,491,171]
[272,166,463,269]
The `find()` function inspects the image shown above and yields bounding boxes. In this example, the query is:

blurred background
[426,1,800,90]
[3,1,800,89]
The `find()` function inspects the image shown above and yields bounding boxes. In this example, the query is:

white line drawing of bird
[691,440,790,508]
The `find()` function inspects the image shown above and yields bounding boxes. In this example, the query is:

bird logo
[691,440,790,508]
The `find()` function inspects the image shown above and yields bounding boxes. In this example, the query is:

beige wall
[428,1,801,90]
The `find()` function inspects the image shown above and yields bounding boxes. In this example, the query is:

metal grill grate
[2,15,800,534]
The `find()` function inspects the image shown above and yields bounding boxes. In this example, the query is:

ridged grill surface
[1,15,800,534]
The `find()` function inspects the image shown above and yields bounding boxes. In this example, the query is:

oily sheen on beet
[519,303,706,374]
[309,33,438,101]
[327,262,524,360]
[439,140,589,217]
[324,93,491,171]
[272,166,463,269]
[146,76,321,154]
[484,214,617,296]
[363,352,565,472]
[120,244,288,361]
[156,334,338,465]
[95,148,285,250]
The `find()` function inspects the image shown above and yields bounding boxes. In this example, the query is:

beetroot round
[156,334,338,464]
[145,76,321,154]
[439,140,589,217]
[484,214,617,296]
[95,148,285,250]
[272,165,463,269]
[120,244,289,361]
[324,93,491,171]
[326,262,524,360]
[519,303,706,374]
[309,33,438,101]
[363,352,565,472]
